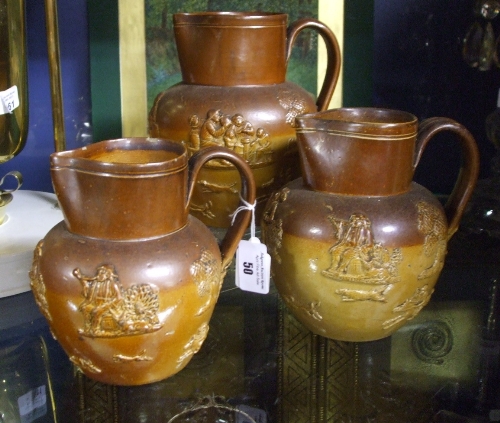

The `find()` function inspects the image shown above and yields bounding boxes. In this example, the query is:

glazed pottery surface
[149,12,341,228]
[262,108,480,342]
[30,138,256,385]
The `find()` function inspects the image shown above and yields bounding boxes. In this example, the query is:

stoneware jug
[261,108,480,342]
[148,12,341,228]
[29,138,256,385]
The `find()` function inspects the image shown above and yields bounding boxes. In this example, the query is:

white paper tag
[0,85,20,114]
[17,385,47,423]
[236,404,267,423]
[235,237,271,294]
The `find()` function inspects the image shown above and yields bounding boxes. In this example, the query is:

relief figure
[74,265,162,338]
[187,110,273,166]
[322,213,402,286]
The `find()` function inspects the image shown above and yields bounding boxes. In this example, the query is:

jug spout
[295,108,418,196]
[50,138,188,240]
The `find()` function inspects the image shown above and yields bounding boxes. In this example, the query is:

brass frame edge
[118,0,148,137]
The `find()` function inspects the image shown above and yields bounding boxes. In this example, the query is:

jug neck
[50,139,189,240]
[174,12,288,86]
[296,109,418,196]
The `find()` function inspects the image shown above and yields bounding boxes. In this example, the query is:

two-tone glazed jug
[262,108,479,342]
[149,12,341,227]
[30,138,255,385]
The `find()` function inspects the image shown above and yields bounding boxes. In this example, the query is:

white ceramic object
[0,190,62,297]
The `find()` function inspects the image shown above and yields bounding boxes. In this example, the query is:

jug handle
[186,146,257,269]
[414,117,480,239]
[286,18,341,111]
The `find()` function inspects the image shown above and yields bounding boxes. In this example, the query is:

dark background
[371,0,499,195]
[0,0,498,195]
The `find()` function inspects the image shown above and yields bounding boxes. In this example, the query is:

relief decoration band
[187,110,272,166]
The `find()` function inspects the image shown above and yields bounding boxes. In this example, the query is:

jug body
[30,138,256,385]
[262,108,480,342]
[149,12,341,228]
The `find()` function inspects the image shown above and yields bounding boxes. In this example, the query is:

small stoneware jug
[149,12,341,228]
[261,108,479,342]
[30,138,255,385]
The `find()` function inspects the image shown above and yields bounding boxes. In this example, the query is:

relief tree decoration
[416,201,447,280]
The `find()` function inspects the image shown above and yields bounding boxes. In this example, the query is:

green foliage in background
[146,0,319,109]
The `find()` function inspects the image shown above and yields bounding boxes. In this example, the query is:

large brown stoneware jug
[149,12,341,228]
[261,108,480,342]
[29,138,256,385]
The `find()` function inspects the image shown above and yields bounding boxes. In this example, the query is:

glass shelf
[1,221,499,422]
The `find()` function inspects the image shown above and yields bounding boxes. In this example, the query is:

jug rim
[295,107,418,138]
[50,138,188,176]
[173,11,288,26]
